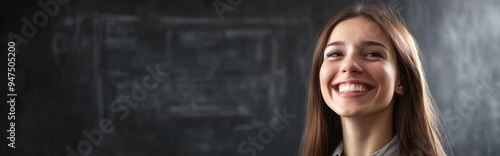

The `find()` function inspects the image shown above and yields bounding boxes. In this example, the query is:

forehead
[327,16,392,49]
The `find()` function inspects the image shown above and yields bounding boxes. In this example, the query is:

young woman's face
[319,17,399,117]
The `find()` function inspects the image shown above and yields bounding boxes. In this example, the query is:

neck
[340,104,395,156]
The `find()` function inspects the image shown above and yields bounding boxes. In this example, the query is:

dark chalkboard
[1,0,499,155]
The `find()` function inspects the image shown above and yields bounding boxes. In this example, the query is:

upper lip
[332,79,374,90]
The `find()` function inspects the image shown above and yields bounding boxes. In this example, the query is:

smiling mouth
[337,83,370,93]
[333,83,374,97]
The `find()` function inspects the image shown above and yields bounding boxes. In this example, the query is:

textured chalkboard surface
[405,0,500,155]
[0,0,499,155]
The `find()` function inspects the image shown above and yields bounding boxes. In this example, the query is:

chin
[333,109,366,117]
[327,103,367,117]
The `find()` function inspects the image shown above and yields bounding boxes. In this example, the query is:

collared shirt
[331,134,400,156]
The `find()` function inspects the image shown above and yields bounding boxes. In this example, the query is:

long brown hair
[300,4,447,156]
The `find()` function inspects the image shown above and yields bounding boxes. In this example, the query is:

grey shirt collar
[332,134,400,156]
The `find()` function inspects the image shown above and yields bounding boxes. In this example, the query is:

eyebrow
[325,41,389,50]
[325,41,345,47]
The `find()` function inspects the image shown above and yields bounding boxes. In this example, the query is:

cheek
[319,62,338,89]
[370,63,398,92]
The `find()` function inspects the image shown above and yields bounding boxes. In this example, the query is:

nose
[341,55,363,73]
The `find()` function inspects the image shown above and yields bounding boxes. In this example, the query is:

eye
[365,51,383,58]
[326,51,343,57]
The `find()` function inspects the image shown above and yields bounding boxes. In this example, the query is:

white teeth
[338,84,368,93]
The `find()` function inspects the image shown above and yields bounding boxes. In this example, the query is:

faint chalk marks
[104,14,304,26]
[51,14,88,63]
[268,36,287,111]
[51,33,64,55]
[178,31,223,48]
[233,121,267,131]
[297,52,311,89]
[224,29,271,38]
[165,30,173,66]
[96,13,308,121]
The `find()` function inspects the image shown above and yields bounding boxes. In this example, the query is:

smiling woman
[300,4,447,156]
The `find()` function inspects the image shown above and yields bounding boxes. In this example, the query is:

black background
[1,0,499,155]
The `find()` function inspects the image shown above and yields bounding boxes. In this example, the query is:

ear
[395,80,404,95]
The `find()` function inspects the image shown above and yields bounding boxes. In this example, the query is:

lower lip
[335,89,373,98]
